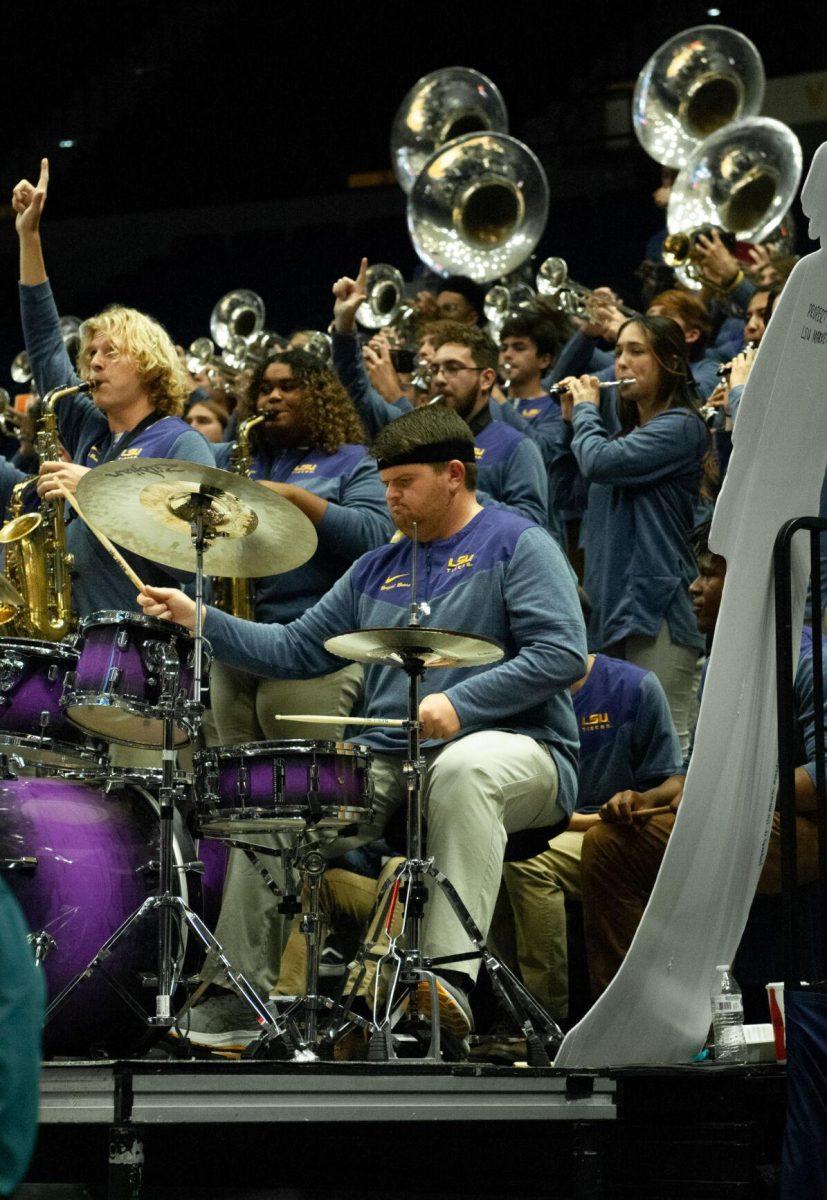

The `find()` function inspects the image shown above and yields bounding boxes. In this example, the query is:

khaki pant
[364,732,564,984]
[201,661,363,995]
[498,829,584,1019]
[581,810,820,999]
[275,858,404,1001]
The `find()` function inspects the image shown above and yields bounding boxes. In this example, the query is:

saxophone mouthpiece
[85,379,98,392]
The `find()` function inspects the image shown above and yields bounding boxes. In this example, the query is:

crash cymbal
[324,626,504,668]
[76,459,317,577]
[0,572,24,622]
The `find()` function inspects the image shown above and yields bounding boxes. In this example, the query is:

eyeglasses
[430,361,487,380]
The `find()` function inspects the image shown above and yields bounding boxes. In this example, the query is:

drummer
[12,158,215,617]
[140,405,587,1045]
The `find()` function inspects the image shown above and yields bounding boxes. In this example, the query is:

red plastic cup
[766,982,787,1063]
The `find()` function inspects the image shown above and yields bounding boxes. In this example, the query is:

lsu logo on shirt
[474,446,485,460]
[446,553,475,574]
[380,572,410,592]
[581,712,612,732]
[118,448,143,459]
[292,464,317,475]
[522,406,541,420]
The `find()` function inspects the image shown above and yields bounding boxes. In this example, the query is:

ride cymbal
[76,459,317,577]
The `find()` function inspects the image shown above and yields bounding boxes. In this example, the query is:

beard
[442,378,481,421]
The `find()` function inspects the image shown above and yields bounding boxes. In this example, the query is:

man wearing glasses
[332,262,548,527]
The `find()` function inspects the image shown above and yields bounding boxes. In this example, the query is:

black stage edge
[23,1058,786,1199]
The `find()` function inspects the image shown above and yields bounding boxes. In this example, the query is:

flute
[549,377,635,396]
[716,342,756,378]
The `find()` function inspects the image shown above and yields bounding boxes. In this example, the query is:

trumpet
[0,390,24,438]
[536,258,637,321]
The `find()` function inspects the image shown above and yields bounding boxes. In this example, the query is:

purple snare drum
[0,637,105,768]
[195,740,374,835]
[0,763,215,1057]
[63,610,207,747]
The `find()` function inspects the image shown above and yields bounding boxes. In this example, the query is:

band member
[415,274,486,326]
[580,525,823,1000]
[558,316,708,750]
[140,406,587,1045]
[209,348,392,746]
[495,309,570,546]
[498,634,681,1022]
[332,262,549,528]
[12,158,215,617]
[184,397,231,444]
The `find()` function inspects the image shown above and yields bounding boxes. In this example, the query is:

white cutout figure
[557,143,827,1067]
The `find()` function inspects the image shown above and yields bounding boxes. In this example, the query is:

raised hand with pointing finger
[12,157,49,238]
[12,157,49,286]
[332,257,368,333]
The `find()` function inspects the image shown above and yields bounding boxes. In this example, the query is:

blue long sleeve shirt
[571,402,707,651]
[490,394,568,546]
[573,654,682,812]
[19,280,216,616]
[203,506,588,816]
[332,332,548,526]
[213,440,393,623]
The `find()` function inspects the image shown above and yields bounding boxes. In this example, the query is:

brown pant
[581,811,820,999]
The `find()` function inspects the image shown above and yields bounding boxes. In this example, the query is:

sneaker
[175,992,264,1051]
[403,977,473,1040]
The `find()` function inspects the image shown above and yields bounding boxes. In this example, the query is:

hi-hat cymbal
[76,458,317,577]
[324,626,504,668]
[0,572,24,622]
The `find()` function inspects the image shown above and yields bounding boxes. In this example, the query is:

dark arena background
[1,2,826,1198]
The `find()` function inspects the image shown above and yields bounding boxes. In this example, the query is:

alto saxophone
[212,412,266,620]
[0,381,93,640]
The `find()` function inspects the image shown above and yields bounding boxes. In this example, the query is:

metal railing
[773,516,827,985]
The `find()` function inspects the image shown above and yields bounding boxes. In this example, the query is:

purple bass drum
[0,637,105,768]
[194,740,374,836]
[0,764,223,1057]
[63,610,206,747]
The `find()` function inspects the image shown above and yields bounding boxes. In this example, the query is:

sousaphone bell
[391,66,509,194]
[408,132,549,284]
[633,24,765,169]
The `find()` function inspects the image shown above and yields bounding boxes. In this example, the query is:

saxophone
[212,412,266,620]
[0,381,93,640]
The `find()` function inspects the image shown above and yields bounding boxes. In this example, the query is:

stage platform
[23,1058,787,1199]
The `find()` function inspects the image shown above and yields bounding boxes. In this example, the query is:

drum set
[1,458,561,1065]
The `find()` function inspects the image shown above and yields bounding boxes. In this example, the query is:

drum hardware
[43,471,317,1060]
[1,855,38,873]
[317,524,561,1066]
[28,930,56,964]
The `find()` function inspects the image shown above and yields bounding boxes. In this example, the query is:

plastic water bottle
[710,964,747,1063]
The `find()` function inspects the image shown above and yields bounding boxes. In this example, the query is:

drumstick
[633,804,675,818]
[273,713,410,728]
[54,484,146,592]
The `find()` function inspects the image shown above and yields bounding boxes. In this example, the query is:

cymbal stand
[323,524,563,1065]
[46,494,295,1057]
